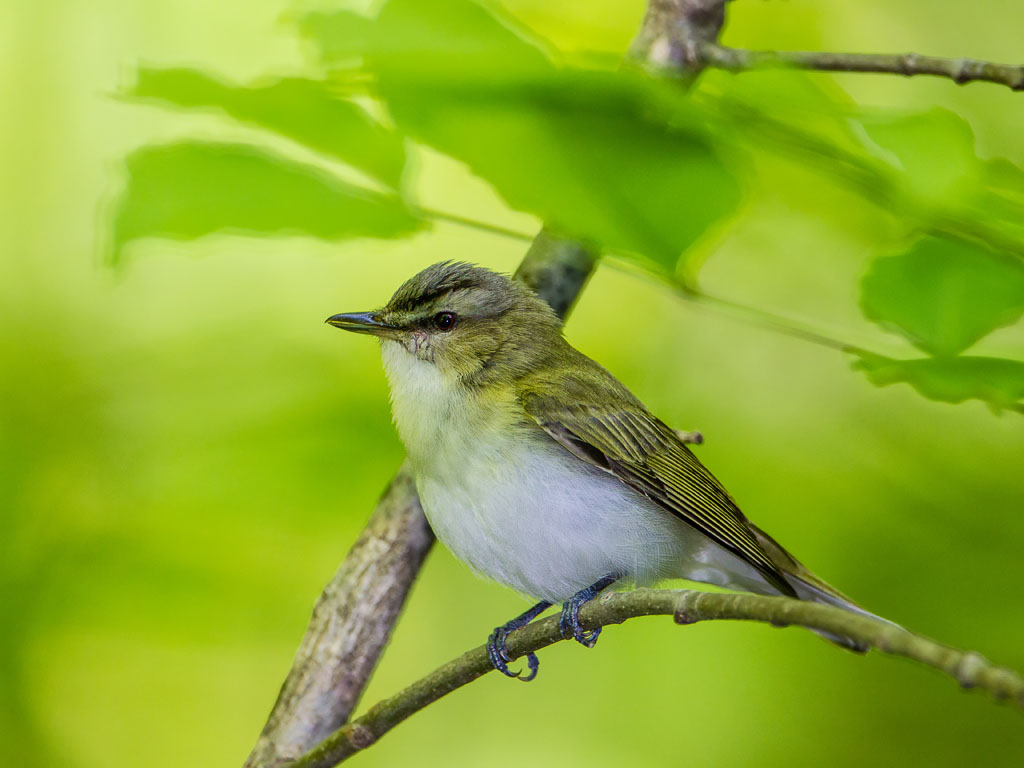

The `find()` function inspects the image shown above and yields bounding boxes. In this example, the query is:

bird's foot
[558,597,601,647]
[487,626,540,681]
[486,600,551,682]
[558,574,619,648]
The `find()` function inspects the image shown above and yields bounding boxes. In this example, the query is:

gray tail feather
[747,522,897,652]
[788,576,899,653]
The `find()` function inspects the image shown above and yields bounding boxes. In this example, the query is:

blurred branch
[285,588,1024,768]
[697,43,1024,91]
[513,228,598,318]
[244,468,433,768]
[630,0,727,78]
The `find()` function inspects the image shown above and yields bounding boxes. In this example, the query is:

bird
[327,261,883,681]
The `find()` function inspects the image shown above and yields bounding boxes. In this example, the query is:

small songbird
[328,261,882,680]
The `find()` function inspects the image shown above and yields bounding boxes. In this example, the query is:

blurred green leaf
[111,141,424,260]
[982,157,1024,209]
[363,0,554,84]
[699,69,865,157]
[858,109,978,207]
[130,67,407,189]
[703,90,1024,272]
[306,0,740,274]
[297,11,375,64]
[853,353,1024,413]
[861,235,1024,356]
[973,156,1024,245]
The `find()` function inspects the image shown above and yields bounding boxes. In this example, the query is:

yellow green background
[3,1,1024,766]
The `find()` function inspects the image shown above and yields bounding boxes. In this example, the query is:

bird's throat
[380,340,524,476]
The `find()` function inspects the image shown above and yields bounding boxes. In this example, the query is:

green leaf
[131,67,407,189]
[297,11,375,63]
[861,235,1024,357]
[699,69,865,157]
[853,353,1024,414]
[975,157,1024,242]
[111,141,423,261]
[857,109,979,208]
[365,0,554,85]
[312,0,740,274]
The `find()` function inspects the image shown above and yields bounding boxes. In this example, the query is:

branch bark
[697,42,1024,90]
[631,0,728,76]
[243,468,433,767]
[285,589,1024,768]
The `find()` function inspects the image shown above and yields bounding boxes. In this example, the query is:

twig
[414,205,534,245]
[285,588,1024,768]
[697,42,1024,91]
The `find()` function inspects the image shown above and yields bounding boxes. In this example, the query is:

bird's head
[327,262,562,385]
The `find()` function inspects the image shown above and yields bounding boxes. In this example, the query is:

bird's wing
[520,369,795,596]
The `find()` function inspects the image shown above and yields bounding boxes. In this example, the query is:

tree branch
[243,467,433,767]
[697,42,1024,90]
[284,588,1024,768]
[631,0,727,78]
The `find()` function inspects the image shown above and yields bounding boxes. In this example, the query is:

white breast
[380,341,772,603]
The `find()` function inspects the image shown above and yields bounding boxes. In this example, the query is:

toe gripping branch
[558,574,618,649]
[486,574,620,682]
[487,600,551,682]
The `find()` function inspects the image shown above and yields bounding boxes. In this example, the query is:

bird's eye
[433,311,457,332]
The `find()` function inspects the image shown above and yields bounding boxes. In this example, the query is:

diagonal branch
[243,468,433,768]
[697,42,1024,90]
[285,588,1024,768]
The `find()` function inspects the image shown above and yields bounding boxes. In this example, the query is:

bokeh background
[3,1,1024,766]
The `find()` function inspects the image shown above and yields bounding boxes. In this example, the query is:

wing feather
[521,383,795,596]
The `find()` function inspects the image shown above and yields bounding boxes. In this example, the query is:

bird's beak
[325,311,395,336]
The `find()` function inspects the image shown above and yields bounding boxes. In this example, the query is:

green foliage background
[2,1,1024,766]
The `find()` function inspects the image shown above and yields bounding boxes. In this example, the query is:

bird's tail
[749,523,896,652]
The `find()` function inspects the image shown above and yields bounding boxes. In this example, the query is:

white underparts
[381,340,777,603]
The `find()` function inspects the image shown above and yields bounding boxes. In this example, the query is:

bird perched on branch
[327,261,884,680]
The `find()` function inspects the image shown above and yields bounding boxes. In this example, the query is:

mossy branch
[284,588,1024,768]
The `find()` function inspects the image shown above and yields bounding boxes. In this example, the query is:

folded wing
[520,366,796,597]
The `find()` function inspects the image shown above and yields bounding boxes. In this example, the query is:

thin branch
[285,588,1024,768]
[414,205,535,245]
[697,42,1024,91]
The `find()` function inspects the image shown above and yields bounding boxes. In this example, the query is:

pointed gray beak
[325,311,394,335]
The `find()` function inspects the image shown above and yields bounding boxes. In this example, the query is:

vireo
[328,262,882,681]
